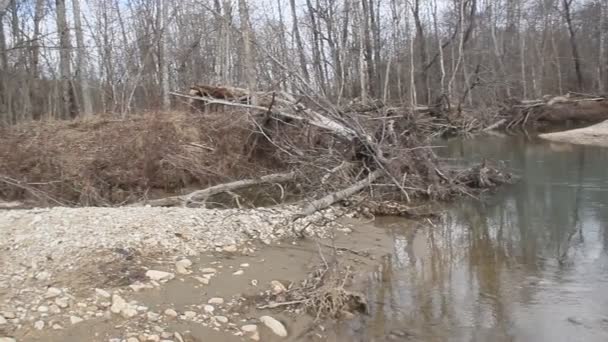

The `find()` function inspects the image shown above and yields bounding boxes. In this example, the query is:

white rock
[214,315,228,323]
[127,338,139,342]
[110,295,127,314]
[95,288,111,298]
[203,305,214,313]
[44,287,62,298]
[147,312,160,322]
[34,320,45,330]
[270,280,287,294]
[146,335,160,342]
[241,324,258,333]
[174,332,185,342]
[208,297,224,305]
[233,270,244,276]
[49,304,61,314]
[250,331,260,341]
[193,276,209,285]
[251,279,258,286]
[55,297,69,308]
[52,324,63,330]
[121,307,138,318]
[201,268,217,274]
[176,259,192,269]
[223,245,238,252]
[240,263,250,268]
[146,270,175,282]
[183,311,196,319]
[0,316,6,325]
[0,338,16,342]
[35,271,50,281]
[70,316,84,325]
[37,305,49,313]
[129,283,153,292]
[260,316,288,337]
[164,309,178,317]
[0,312,15,319]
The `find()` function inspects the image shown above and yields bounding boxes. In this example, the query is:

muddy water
[351,135,608,341]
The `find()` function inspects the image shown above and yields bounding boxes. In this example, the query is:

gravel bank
[0,206,338,287]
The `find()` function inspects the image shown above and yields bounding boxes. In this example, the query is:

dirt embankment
[539,120,608,147]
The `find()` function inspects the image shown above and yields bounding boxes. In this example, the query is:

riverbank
[539,120,608,147]
[0,207,392,341]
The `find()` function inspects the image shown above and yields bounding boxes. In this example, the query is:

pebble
[215,315,228,323]
[201,268,217,274]
[146,270,175,282]
[176,259,192,269]
[183,311,197,319]
[147,312,160,321]
[34,320,45,330]
[44,287,62,298]
[233,270,244,276]
[95,288,111,298]
[0,316,6,325]
[270,280,287,294]
[49,304,61,314]
[52,324,63,330]
[110,295,127,314]
[127,338,139,342]
[260,315,288,337]
[35,271,50,281]
[55,297,69,308]
[223,245,238,252]
[37,305,49,313]
[208,297,224,305]
[70,316,84,325]
[241,324,258,332]
[0,338,16,342]
[194,276,209,285]
[203,305,214,313]
[129,283,153,292]
[240,263,250,267]
[0,312,15,319]
[164,309,178,317]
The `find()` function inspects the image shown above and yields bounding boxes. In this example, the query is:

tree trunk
[238,0,257,104]
[158,0,171,110]
[290,0,310,83]
[55,0,75,119]
[72,0,93,116]
[563,0,584,90]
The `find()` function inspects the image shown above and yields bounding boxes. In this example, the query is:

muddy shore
[0,207,393,342]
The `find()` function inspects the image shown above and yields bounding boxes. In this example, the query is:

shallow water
[349,134,608,341]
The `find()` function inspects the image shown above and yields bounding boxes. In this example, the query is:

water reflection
[363,135,608,341]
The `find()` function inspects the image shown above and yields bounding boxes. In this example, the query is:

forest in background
[0,0,606,123]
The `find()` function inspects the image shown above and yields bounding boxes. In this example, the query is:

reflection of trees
[366,136,608,340]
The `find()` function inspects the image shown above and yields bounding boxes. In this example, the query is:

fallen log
[297,170,382,217]
[142,171,297,207]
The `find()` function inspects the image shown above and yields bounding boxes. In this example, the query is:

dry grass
[0,111,281,205]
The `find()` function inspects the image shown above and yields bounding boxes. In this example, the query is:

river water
[347,134,608,341]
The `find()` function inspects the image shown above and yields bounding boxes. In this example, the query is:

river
[343,134,608,341]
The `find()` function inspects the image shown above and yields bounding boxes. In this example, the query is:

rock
[55,297,69,308]
[270,280,287,294]
[146,270,175,282]
[251,279,258,286]
[183,311,197,319]
[201,268,217,274]
[176,259,192,269]
[208,297,224,305]
[146,335,160,342]
[223,245,238,253]
[161,332,173,339]
[214,315,228,323]
[52,324,63,330]
[129,283,153,292]
[240,263,250,268]
[121,307,138,318]
[250,331,260,341]
[70,316,84,325]
[260,316,288,337]
[95,288,111,298]
[203,305,214,313]
[37,305,49,313]
[241,324,258,333]
[164,309,178,317]
[110,295,127,314]
[0,338,16,342]
[174,332,185,342]
[233,270,244,275]
[35,271,50,281]
[44,287,62,298]
[49,304,61,314]
[34,320,45,330]
[0,312,15,319]
[0,316,6,325]
[127,338,139,342]
[147,312,160,322]
[193,276,209,285]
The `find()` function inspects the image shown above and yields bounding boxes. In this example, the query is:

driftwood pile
[165,85,510,218]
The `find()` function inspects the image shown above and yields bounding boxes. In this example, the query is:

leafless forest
[0,0,606,122]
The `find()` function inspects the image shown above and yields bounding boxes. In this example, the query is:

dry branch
[142,171,297,207]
